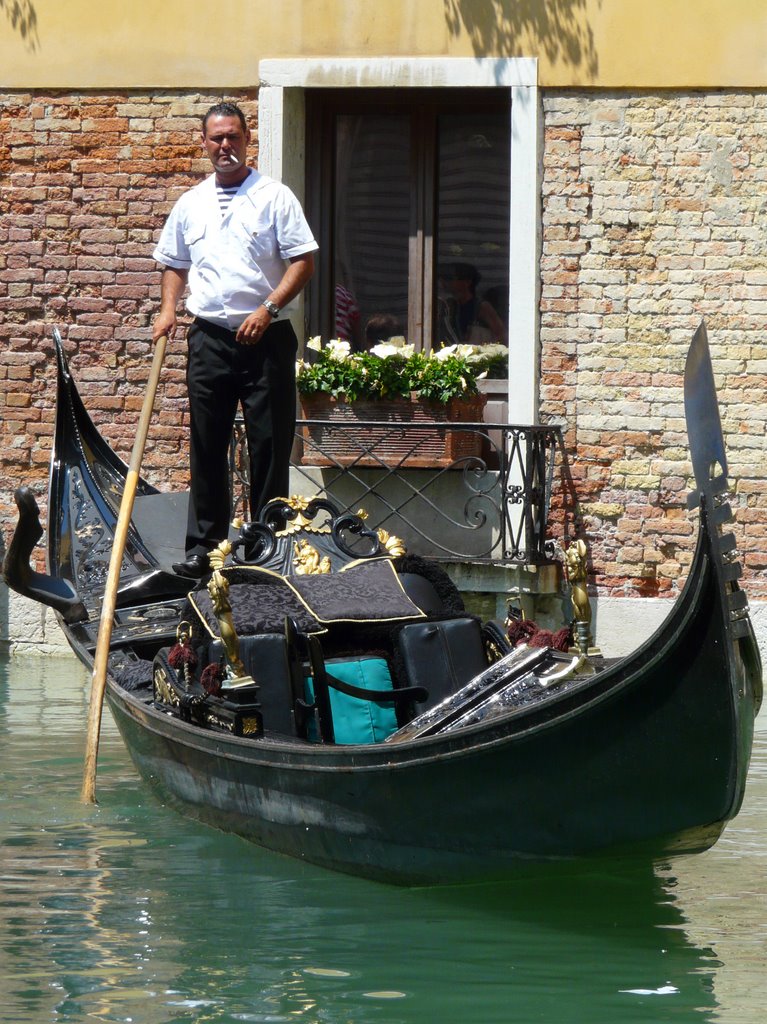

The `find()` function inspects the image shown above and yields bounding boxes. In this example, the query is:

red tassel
[168,643,199,671]
[507,619,573,652]
[551,626,573,652]
[201,663,224,697]
[529,628,554,648]
[506,618,537,646]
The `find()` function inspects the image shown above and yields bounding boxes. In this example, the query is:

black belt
[191,316,294,346]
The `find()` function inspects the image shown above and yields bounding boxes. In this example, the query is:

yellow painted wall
[3,0,767,89]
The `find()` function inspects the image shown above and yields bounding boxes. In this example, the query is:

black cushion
[397,617,488,710]
[292,558,426,624]
[207,634,296,736]
[188,579,321,639]
[397,573,445,614]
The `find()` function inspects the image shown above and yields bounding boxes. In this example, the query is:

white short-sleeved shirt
[153,169,318,330]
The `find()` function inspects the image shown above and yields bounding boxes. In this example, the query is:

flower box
[299,393,487,468]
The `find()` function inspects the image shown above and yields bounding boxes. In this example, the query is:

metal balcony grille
[230,418,564,565]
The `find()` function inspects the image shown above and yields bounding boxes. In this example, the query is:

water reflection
[0,654,764,1023]
[660,714,767,1024]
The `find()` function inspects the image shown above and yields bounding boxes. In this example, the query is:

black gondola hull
[104,523,757,884]
[3,323,762,885]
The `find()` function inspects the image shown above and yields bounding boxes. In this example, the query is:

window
[258,57,539,422]
[306,90,511,352]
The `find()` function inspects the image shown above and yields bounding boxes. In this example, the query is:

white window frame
[258,57,541,424]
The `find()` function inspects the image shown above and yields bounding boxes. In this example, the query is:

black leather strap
[324,671,427,706]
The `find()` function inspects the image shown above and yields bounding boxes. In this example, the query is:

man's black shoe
[171,554,211,579]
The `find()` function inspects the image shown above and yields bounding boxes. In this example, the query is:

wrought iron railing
[230,418,564,565]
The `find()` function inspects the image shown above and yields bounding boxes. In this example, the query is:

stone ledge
[0,585,72,657]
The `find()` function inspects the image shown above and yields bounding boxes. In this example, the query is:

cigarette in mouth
[226,153,239,164]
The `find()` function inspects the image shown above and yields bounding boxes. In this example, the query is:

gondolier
[152,101,318,579]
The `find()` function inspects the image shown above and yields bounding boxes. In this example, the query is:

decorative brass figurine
[564,540,591,623]
[293,539,331,575]
[153,663,177,706]
[206,540,255,687]
[564,539,600,657]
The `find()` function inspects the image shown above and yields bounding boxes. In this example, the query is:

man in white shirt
[152,102,318,578]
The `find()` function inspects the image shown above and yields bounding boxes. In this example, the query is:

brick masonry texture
[0,90,257,569]
[1,88,765,605]
[540,92,767,600]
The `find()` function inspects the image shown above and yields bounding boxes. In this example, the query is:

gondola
[3,324,763,885]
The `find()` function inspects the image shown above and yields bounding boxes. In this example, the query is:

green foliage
[296,339,508,405]
[480,350,510,380]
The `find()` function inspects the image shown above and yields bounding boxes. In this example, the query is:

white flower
[432,344,458,362]
[326,339,351,361]
[295,359,306,374]
[370,343,402,359]
[386,336,408,349]
[434,342,481,362]
[306,335,323,352]
[473,343,508,359]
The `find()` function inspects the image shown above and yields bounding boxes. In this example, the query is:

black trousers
[184,317,297,557]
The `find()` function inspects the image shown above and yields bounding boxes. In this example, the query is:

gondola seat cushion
[186,559,426,641]
[291,559,426,624]
[304,657,398,744]
[397,617,488,710]
[188,578,322,638]
[207,635,296,736]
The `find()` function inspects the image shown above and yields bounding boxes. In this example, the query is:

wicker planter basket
[299,394,487,468]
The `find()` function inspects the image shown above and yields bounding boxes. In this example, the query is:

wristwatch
[262,300,280,319]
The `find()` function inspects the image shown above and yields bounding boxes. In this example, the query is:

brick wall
[540,92,767,600]
[1,88,765,605]
[0,90,257,564]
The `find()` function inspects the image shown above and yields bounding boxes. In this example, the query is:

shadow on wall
[1,0,39,51]
[443,0,599,80]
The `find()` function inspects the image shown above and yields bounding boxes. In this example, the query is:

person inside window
[437,262,507,346]
[364,313,404,350]
[334,280,362,348]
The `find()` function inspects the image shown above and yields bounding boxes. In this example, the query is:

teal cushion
[304,657,397,744]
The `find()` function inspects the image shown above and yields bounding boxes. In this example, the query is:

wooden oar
[81,334,168,804]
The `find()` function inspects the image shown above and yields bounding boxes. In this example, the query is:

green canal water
[1,653,765,1024]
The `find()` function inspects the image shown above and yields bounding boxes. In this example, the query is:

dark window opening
[306,89,511,352]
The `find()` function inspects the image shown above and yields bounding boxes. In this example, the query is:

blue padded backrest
[304,657,397,744]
